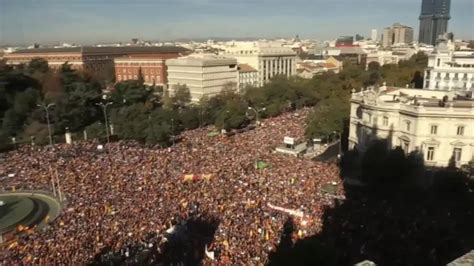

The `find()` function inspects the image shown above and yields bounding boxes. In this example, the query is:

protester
[0,109,342,264]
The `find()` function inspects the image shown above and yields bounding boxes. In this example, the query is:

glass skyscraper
[418,0,451,45]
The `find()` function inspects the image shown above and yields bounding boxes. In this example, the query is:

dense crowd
[0,108,343,264]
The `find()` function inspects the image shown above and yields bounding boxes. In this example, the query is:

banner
[255,161,270,170]
[267,203,304,218]
[183,174,213,181]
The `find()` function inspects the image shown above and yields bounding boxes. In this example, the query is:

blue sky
[0,0,473,45]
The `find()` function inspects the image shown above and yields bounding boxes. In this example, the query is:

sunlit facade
[349,86,474,167]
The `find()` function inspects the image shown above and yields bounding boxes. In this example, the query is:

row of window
[116,62,162,66]
[120,68,159,75]
[432,81,472,89]
[371,114,467,136]
[429,125,465,136]
[117,75,160,81]
[434,72,470,79]
[426,147,462,162]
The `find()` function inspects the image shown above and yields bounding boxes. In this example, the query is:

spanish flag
[202,174,212,181]
[183,174,195,181]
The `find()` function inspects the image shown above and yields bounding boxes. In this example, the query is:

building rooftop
[325,47,366,55]
[7,46,189,55]
[353,86,474,110]
[166,54,237,67]
[238,64,257,73]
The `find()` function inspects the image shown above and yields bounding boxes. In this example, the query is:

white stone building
[424,42,474,91]
[238,64,258,90]
[166,54,238,101]
[220,42,297,87]
[349,86,474,167]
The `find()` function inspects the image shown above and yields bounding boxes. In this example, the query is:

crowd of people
[0,108,343,264]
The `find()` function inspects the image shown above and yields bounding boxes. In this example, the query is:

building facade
[238,64,258,90]
[382,23,414,48]
[4,46,188,81]
[371,29,378,42]
[349,86,474,167]
[419,0,451,45]
[335,36,355,47]
[114,53,182,86]
[220,42,297,87]
[166,54,238,101]
[322,47,367,66]
[424,42,474,91]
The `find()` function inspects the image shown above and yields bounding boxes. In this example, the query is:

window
[453,148,462,162]
[402,141,409,155]
[427,147,435,161]
[437,59,440,67]
[383,117,389,126]
[405,121,411,132]
[430,125,438,135]
[457,126,464,136]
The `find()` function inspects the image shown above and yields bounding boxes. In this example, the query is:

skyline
[0,0,473,46]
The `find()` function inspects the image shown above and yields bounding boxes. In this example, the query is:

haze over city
[1,0,473,45]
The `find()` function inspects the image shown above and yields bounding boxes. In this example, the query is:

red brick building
[4,46,189,82]
[114,53,181,86]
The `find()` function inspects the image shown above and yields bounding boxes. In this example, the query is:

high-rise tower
[418,0,451,45]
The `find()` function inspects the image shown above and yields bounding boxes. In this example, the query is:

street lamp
[38,103,55,146]
[170,118,175,145]
[333,130,342,158]
[96,102,113,144]
[247,106,266,126]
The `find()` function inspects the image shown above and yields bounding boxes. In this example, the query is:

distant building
[166,54,238,101]
[297,57,342,79]
[335,36,354,47]
[221,42,297,87]
[114,53,182,87]
[322,47,367,66]
[382,23,414,48]
[371,29,378,41]
[4,46,189,81]
[349,86,474,168]
[419,0,451,45]
[424,41,474,91]
[238,64,258,90]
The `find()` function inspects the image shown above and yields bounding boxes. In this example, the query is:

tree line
[0,53,428,149]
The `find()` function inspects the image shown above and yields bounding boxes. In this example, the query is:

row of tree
[0,53,428,149]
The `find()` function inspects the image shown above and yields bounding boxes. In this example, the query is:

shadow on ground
[89,214,219,266]
[269,140,474,266]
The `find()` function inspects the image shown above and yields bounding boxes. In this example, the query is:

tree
[215,98,248,130]
[172,84,191,108]
[468,41,474,49]
[28,58,49,74]
[110,103,149,142]
[110,80,152,106]
[137,67,144,85]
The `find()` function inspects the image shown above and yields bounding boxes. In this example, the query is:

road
[313,141,340,162]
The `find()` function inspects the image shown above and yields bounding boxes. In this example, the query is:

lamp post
[171,118,175,145]
[96,102,113,144]
[248,106,267,175]
[247,106,266,127]
[38,103,55,146]
[333,130,342,158]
